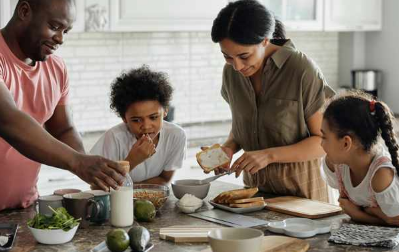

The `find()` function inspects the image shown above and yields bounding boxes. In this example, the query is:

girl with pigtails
[321,90,399,226]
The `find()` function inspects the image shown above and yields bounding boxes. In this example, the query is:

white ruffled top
[322,149,399,217]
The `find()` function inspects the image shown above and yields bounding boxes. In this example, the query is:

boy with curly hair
[91,65,186,184]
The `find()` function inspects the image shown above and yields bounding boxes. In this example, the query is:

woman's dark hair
[211,0,286,45]
[110,65,173,118]
[16,0,75,12]
[324,90,399,173]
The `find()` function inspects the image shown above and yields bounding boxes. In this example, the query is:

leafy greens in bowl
[27,207,80,245]
[28,207,80,231]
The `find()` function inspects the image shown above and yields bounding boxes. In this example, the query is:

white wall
[365,0,399,114]
[338,33,354,87]
[338,0,399,114]
[56,31,339,134]
[338,32,366,87]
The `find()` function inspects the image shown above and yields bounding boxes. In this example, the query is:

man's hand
[230,149,273,178]
[200,146,234,175]
[70,154,126,191]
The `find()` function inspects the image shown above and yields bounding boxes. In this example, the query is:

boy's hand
[129,134,156,166]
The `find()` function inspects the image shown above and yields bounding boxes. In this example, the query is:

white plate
[209,200,266,214]
[267,218,330,238]
[91,241,154,252]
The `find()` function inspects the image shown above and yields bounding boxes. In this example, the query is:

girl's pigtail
[375,101,399,174]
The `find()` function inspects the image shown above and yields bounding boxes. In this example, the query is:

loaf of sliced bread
[196,144,231,172]
[213,188,258,204]
[229,200,266,208]
[228,197,264,204]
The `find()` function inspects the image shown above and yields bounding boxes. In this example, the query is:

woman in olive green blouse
[208,0,335,201]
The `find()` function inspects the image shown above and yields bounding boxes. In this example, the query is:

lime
[134,200,156,222]
[106,229,130,252]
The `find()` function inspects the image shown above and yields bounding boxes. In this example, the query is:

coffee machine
[351,69,382,98]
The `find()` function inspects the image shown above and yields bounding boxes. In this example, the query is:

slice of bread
[213,188,258,204]
[229,201,266,208]
[228,197,264,204]
[196,144,231,172]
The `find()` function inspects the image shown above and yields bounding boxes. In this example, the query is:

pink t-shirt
[0,32,69,211]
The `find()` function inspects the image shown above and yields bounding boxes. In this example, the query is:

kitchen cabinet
[324,0,382,31]
[263,0,324,31]
[109,0,228,32]
[1,0,383,33]
[262,0,382,32]
[0,0,85,32]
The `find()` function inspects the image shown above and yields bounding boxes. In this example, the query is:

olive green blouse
[221,39,335,200]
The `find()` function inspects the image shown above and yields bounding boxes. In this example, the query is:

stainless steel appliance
[351,69,382,98]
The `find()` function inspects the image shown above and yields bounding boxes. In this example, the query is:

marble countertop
[0,181,396,252]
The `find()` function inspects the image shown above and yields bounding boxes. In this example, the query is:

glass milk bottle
[110,160,134,227]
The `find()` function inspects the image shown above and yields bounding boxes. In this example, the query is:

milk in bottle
[110,161,134,227]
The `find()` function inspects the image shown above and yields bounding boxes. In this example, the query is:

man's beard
[19,33,47,62]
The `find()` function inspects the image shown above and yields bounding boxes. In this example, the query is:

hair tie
[370,100,376,115]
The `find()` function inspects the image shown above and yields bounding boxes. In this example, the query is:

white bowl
[208,228,264,252]
[176,200,203,213]
[28,225,79,244]
[171,180,210,199]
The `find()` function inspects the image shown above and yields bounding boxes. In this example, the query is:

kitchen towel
[328,223,399,248]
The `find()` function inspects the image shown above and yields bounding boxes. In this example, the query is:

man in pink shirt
[0,0,126,211]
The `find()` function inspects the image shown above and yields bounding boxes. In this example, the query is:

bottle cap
[117,160,130,173]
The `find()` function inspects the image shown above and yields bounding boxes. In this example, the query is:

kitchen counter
[0,181,396,252]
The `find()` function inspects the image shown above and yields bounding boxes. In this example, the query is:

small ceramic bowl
[176,200,203,213]
[28,225,79,245]
[208,228,264,252]
[171,180,210,199]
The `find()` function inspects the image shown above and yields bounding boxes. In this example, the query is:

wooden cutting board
[200,236,309,252]
[264,196,342,219]
[159,225,223,243]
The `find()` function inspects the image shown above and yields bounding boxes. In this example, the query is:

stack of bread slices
[213,188,265,208]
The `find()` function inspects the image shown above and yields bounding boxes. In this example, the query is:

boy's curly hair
[110,65,173,118]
